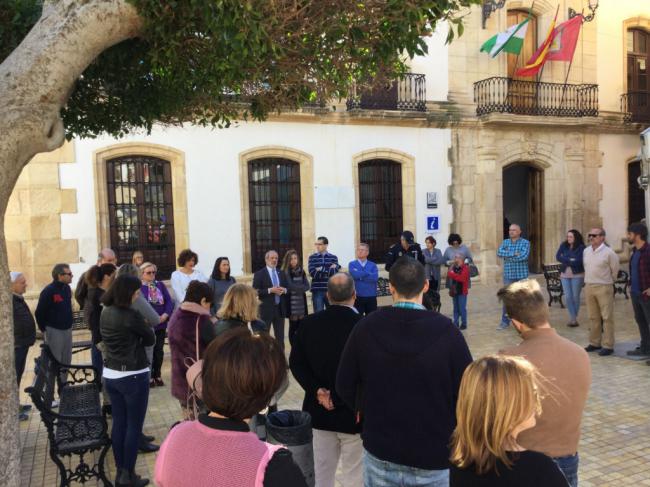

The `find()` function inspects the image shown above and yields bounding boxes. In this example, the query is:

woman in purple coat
[140,262,174,387]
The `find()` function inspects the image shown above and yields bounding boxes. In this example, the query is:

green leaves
[1,0,480,138]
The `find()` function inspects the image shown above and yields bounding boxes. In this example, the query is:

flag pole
[558,15,583,112]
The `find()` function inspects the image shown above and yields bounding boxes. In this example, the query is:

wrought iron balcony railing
[621,91,650,124]
[347,73,426,112]
[474,77,599,117]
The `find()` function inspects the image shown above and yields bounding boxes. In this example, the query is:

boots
[115,468,149,487]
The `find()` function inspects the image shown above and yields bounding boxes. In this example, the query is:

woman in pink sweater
[155,328,307,487]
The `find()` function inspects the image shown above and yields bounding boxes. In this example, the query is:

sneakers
[18,412,29,422]
[51,400,59,409]
[459,324,467,330]
[567,321,579,328]
[149,378,157,388]
[497,322,510,331]
[154,378,164,387]
[584,345,602,352]
[598,348,614,356]
[20,404,32,413]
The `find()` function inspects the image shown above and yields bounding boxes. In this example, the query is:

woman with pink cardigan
[155,328,307,487]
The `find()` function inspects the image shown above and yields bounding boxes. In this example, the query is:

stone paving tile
[18,277,650,486]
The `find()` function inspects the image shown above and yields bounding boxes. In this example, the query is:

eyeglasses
[143,271,156,275]
[588,234,603,238]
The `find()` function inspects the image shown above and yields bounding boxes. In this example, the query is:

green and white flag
[480,15,530,58]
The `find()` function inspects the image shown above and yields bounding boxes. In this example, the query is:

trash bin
[266,410,315,487]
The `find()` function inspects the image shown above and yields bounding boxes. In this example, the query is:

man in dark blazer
[252,250,288,351]
[289,272,362,487]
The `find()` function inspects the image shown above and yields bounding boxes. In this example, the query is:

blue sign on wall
[426,216,440,232]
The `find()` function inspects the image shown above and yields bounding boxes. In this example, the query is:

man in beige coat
[583,227,620,356]
[499,279,591,487]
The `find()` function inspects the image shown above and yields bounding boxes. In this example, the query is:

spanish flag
[515,7,559,77]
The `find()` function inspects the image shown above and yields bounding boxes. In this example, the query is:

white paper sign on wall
[314,186,355,209]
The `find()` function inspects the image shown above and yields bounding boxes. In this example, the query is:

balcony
[621,91,650,124]
[474,77,599,118]
[347,73,426,112]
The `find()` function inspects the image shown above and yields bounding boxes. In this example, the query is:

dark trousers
[264,306,285,352]
[152,329,166,379]
[14,345,30,388]
[288,319,302,348]
[631,293,650,351]
[354,296,378,316]
[105,371,150,471]
[91,344,104,377]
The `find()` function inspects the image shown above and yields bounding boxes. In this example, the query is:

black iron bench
[614,270,629,299]
[376,277,391,297]
[26,344,111,487]
[71,310,92,355]
[542,264,564,308]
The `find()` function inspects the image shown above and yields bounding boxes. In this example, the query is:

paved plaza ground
[17,276,650,486]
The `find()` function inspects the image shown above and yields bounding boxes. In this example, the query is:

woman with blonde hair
[215,283,266,336]
[450,355,568,486]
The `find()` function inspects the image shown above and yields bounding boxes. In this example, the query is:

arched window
[358,159,403,263]
[628,159,645,224]
[627,28,650,120]
[248,158,302,271]
[106,156,176,278]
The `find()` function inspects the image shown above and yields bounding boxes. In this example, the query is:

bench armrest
[60,364,101,387]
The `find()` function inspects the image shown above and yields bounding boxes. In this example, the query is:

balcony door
[627,29,650,122]
[358,159,403,263]
[628,159,646,224]
[507,10,538,113]
[248,158,302,271]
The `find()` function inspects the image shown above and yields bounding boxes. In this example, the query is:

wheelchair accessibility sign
[426,216,440,232]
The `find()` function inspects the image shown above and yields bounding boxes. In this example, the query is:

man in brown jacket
[498,279,591,487]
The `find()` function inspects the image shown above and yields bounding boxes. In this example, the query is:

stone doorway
[502,163,544,273]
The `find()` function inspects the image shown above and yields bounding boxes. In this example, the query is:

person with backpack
[447,253,470,330]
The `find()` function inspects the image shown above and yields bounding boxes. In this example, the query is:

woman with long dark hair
[555,230,586,327]
[100,275,155,487]
[207,256,236,315]
[83,263,117,375]
[281,249,310,347]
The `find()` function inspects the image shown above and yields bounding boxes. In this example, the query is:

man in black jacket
[11,271,36,421]
[384,230,425,271]
[252,250,288,351]
[290,273,362,487]
[336,257,473,486]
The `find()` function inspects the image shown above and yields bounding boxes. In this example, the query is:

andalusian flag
[480,13,531,58]
[516,6,560,77]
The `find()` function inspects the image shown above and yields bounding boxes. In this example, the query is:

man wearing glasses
[583,228,619,356]
[35,263,74,401]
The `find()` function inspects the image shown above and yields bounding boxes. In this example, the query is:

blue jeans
[105,372,150,471]
[561,277,584,322]
[363,449,449,487]
[312,290,329,313]
[501,277,522,324]
[452,294,467,326]
[553,453,579,487]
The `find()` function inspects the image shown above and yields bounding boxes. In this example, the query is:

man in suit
[252,250,288,351]
[289,273,362,487]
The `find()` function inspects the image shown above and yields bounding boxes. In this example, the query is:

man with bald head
[75,248,117,308]
[496,223,531,330]
[290,272,362,487]
[252,250,288,350]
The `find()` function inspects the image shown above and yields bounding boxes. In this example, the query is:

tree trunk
[0,1,142,484]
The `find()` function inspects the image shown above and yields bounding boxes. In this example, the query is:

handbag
[469,263,480,278]
[185,316,203,419]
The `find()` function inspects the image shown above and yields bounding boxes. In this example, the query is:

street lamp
[640,127,650,222]
[569,0,599,23]
[482,0,506,29]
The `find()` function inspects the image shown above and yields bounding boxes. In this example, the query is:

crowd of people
[10,220,650,486]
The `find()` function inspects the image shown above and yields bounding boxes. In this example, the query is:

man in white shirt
[583,227,620,356]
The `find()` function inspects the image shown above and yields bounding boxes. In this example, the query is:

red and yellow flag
[515,6,560,77]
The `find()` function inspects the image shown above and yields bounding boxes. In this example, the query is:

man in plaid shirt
[497,223,530,329]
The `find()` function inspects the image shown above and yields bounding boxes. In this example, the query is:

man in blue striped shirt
[497,223,531,330]
[308,236,341,312]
